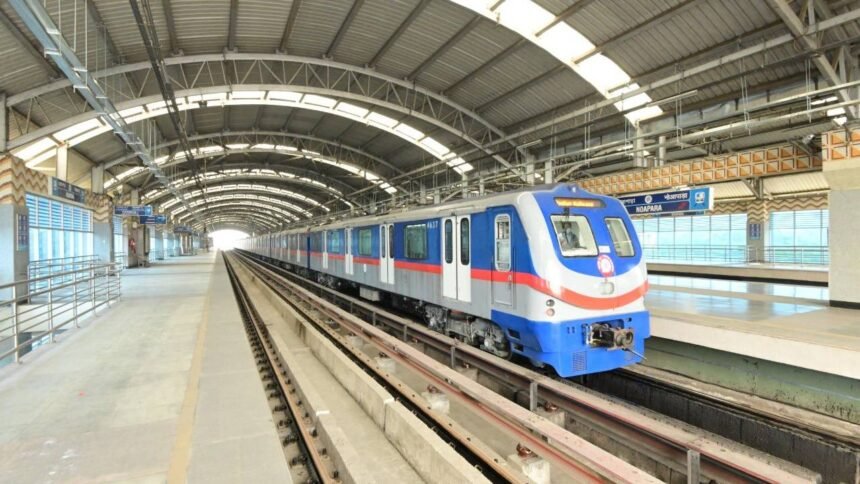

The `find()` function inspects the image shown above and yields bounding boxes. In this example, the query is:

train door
[491,209,514,306]
[442,216,471,302]
[322,231,329,269]
[345,228,354,275]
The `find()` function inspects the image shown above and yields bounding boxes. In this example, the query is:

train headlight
[545,299,555,307]
[600,281,615,295]
[545,308,555,317]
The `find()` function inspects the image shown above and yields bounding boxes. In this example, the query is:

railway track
[229,249,821,483]
[225,251,661,483]
[224,253,335,483]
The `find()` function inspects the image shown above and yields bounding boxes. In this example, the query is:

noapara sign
[618,187,713,215]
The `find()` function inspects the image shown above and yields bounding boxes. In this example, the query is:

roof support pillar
[544,159,554,184]
[633,127,646,168]
[0,92,6,154]
[657,135,667,167]
[56,143,69,181]
[525,153,536,185]
[91,164,105,194]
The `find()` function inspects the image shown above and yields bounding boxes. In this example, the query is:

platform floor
[647,275,859,379]
[0,252,290,483]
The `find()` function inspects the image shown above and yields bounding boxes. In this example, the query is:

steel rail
[223,255,333,483]
[228,253,526,483]
[228,251,669,483]
[233,249,820,484]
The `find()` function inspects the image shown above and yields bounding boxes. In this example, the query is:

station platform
[646,274,857,379]
[0,252,290,483]
[647,261,828,285]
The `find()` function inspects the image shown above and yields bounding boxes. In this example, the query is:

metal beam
[143,172,353,204]
[326,0,365,58]
[151,184,324,210]
[573,0,700,63]
[766,0,857,118]
[104,130,403,175]
[368,0,430,67]
[408,16,482,80]
[8,0,202,225]
[465,6,860,154]
[160,0,180,54]
[0,8,59,76]
[444,39,526,95]
[227,0,239,51]
[278,0,303,53]
[534,0,599,36]
[476,65,566,112]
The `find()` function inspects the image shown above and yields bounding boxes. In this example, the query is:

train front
[516,184,650,377]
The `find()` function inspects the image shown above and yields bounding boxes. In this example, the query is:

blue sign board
[52,178,86,204]
[173,225,193,234]
[139,214,167,225]
[619,187,713,216]
[748,222,762,241]
[114,205,153,217]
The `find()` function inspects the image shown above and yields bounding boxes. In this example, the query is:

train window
[605,218,635,257]
[404,224,427,259]
[460,218,470,265]
[444,220,453,264]
[389,225,394,259]
[495,215,511,272]
[358,229,372,256]
[329,231,343,254]
[551,215,597,257]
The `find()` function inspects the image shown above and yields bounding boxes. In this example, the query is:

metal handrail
[641,245,829,266]
[27,255,104,294]
[0,262,121,365]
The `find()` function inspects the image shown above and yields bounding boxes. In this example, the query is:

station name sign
[114,205,153,217]
[618,187,713,215]
[139,214,167,225]
[52,178,86,204]
[173,225,193,234]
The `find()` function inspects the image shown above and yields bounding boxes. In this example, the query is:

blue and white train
[239,184,650,377]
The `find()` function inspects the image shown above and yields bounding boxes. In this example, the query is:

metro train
[238,183,650,377]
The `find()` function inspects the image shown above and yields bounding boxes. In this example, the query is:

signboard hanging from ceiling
[618,187,713,216]
[51,178,86,204]
[114,205,153,217]
[139,214,167,225]
[173,225,193,234]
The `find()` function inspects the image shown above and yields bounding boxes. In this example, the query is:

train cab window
[444,220,453,264]
[605,218,635,257]
[404,224,427,260]
[358,229,372,256]
[495,215,511,272]
[551,215,597,257]
[460,218,470,265]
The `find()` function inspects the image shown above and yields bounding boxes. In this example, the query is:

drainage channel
[224,254,334,483]
[234,249,821,483]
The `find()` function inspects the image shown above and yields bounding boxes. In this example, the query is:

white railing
[642,245,829,266]
[0,262,121,365]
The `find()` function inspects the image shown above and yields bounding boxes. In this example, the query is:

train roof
[269,183,605,235]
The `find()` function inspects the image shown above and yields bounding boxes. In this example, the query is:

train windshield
[551,215,598,257]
